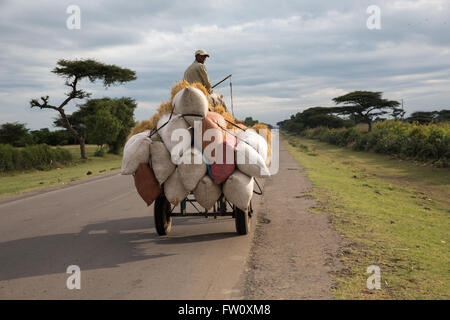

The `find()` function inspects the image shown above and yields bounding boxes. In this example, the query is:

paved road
[0,172,258,299]
[0,141,342,299]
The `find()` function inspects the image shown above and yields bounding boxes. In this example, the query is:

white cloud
[387,0,447,12]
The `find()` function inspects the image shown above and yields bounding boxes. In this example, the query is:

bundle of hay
[122,81,271,210]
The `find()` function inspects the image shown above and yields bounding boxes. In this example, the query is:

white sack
[193,175,222,210]
[164,169,189,206]
[177,148,207,191]
[235,141,270,177]
[149,141,176,185]
[173,87,208,127]
[223,170,254,211]
[237,129,268,161]
[157,114,191,163]
[121,130,151,175]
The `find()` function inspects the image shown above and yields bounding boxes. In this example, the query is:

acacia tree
[331,91,401,132]
[30,59,136,159]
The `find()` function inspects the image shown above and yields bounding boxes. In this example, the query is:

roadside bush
[297,120,450,166]
[52,146,73,164]
[94,147,106,157]
[0,143,72,172]
[0,144,20,171]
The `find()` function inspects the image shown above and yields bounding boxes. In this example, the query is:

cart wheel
[234,206,251,235]
[154,195,172,236]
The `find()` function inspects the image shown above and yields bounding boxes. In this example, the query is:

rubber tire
[235,207,250,235]
[154,195,172,236]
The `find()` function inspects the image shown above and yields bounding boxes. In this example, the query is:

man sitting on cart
[184,49,213,94]
[183,50,229,111]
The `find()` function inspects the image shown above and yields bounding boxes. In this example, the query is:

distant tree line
[405,110,450,124]
[278,91,449,133]
[243,116,273,129]
[277,107,355,133]
[1,97,137,151]
[0,123,76,147]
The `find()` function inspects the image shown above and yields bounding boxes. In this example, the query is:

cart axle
[170,212,234,218]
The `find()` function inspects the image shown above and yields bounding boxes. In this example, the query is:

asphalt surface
[0,142,343,299]
[0,171,257,299]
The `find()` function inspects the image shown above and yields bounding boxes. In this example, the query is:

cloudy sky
[1,0,449,129]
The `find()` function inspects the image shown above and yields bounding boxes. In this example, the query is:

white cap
[195,49,210,57]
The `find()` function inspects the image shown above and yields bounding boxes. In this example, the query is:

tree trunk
[368,121,373,132]
[79,136,87,159]
[58,108,87,159]
[108,142,120,155]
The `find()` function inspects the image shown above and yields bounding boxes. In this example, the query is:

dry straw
[128,80,273,162]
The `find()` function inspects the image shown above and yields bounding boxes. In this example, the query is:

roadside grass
[355,123,369,132]
[0,145,122,198]
[62,144,101,158]
[283,132,450,299]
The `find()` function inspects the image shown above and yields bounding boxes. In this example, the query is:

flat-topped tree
[30,59,136,159]
[331,91,401,132]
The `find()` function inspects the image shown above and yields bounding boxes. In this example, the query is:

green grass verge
[283,133,450,299]
[61,144,100,158]
[0,145,122,198]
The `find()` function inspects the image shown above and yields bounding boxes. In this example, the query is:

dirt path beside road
[243,141,343,299]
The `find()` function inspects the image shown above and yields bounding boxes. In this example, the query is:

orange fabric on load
[201,112,236,184]
[133,163,162,206]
